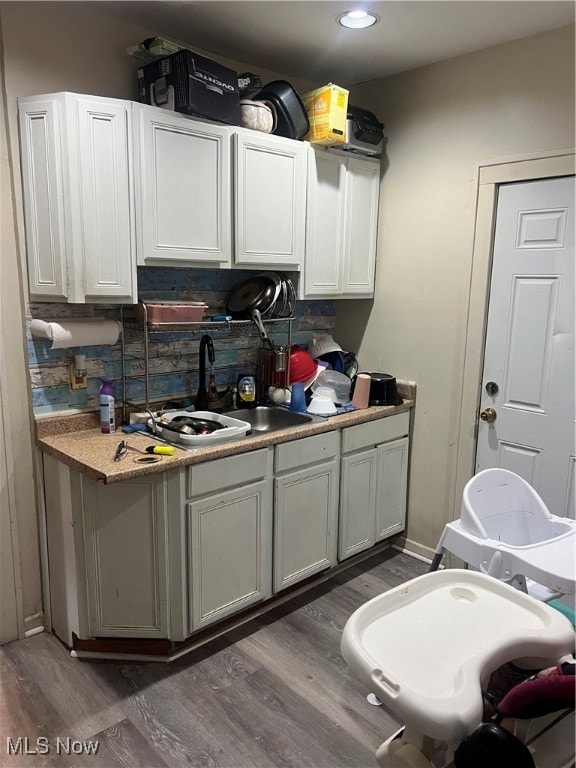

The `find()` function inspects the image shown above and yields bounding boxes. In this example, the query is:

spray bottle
[99,378,116,434]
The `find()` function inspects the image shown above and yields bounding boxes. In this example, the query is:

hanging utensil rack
[120,302,294,421]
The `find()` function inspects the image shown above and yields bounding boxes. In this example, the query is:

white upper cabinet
[303,148,380,299]
[136,119,307,269]
[343,156,380,294]
[18,93,137,303]
[134,104,232,267]
[18,93,315,296]
[303,151,345,295]
[233,129,307,269]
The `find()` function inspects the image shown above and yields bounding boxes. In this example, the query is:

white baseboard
[392,536,437,564]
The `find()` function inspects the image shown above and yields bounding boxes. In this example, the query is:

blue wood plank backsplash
[28,268,336,415]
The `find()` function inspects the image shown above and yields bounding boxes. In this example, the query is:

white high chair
[430,469,576,601]
[341,569,575,768]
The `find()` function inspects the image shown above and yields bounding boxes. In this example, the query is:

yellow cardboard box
[302,83,349,145]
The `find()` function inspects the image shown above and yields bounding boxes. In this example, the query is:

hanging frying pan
[260,271,284,318]
[275,278,288,318]
[284,274,296,317]
[226,274,279,318]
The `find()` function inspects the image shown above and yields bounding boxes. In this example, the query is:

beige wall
[340,25,576,556]
[0,1,314,633]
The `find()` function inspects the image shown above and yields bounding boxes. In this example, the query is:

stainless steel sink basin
[227,406,313,433]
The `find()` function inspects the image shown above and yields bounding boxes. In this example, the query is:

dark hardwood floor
[0,549,427,768]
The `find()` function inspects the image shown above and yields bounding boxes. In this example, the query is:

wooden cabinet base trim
[72,633,172,656]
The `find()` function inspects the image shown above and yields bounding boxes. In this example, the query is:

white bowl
[307,396,337,415]
[312,369,351,404]
[314,385,337,401]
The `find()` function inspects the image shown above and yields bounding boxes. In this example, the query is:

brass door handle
[480,407,497,423]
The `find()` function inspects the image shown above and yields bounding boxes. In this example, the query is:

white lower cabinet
[42,413,410,653]
[376,437,409,540]
[83,474,170,638]
[43,454,172,643]
[273,432,340,591]
[339,412,410,561]
[186,449,273,631]
[339,448,378,560]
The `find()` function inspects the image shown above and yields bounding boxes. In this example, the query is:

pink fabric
[498,671,575,718]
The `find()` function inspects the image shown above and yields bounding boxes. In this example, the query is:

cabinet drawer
[275,431,340,473]
[342,412,409,454]
[187,448,272,499]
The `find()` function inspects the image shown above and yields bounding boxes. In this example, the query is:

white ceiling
[95,0,575,87]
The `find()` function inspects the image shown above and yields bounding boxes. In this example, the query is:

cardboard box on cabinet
[302,83,349,145]
[138,49,240,125]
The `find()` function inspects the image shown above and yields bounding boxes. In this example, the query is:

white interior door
[476,177,575,517]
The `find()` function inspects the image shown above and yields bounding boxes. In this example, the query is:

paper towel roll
[30,319,121,349]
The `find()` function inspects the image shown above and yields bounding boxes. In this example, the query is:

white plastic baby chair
[341,569,576,768]
[430,469,576,601]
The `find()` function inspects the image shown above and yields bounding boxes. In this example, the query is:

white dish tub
[148,410,251,447]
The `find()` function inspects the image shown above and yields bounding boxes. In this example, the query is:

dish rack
[120,301,295,422]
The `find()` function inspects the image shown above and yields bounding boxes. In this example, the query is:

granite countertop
[36,389,415,484]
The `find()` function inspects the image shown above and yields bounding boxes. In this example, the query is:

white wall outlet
[69,363,87,390]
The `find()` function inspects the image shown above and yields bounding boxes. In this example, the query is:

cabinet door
[74,96,136,301]
[376,437,409,540]
[274,459,339,591]
[342,156,380,296]
[234,131,306,268]
[339,448,377,561]
[135,105,231,266]
[82,475,169,637]
[187,479,272,631]
[18,93,136,303]
[303,149,345,297]
[19,98,68,300]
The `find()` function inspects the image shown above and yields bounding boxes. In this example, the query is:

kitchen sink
[227,406,314,434]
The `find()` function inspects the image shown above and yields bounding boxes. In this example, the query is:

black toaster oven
[340,105,384,157]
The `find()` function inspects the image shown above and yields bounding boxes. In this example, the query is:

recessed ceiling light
[338,10,379,29]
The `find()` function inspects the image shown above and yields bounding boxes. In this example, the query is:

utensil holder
[259,345,290,389]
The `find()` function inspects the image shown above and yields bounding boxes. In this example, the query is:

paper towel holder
[29,317,122,349]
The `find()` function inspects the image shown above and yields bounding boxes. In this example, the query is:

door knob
[480,408,497,423]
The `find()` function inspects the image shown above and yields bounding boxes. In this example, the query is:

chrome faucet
[196,334,215,410]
